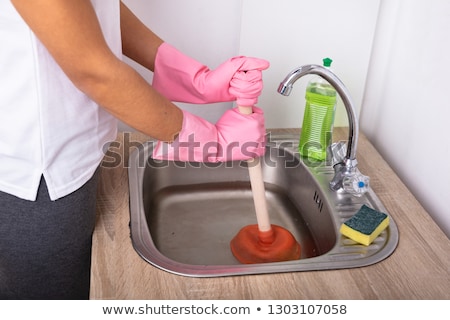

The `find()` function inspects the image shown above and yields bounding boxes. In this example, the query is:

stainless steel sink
[128,133,398,277]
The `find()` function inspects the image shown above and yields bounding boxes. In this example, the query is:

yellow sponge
[340,204,389,246]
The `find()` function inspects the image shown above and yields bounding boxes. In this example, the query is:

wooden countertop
[90,128,450,299]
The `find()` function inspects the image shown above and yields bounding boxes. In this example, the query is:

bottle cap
[323,57,333,67]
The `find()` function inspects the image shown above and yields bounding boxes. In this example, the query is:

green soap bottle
[299,58,337,161]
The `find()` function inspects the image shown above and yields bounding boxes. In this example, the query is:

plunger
[230,105,301,264]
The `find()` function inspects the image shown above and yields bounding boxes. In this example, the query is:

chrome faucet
[278,64,368,195]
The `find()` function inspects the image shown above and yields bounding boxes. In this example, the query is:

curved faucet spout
[278,64,363,192]
[278,64,358,161]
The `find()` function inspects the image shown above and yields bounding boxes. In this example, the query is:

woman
[0,0,268,299]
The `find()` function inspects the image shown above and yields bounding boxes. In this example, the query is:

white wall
[361,0,450,238]
[239,0,379,128]
[121,0,379,126]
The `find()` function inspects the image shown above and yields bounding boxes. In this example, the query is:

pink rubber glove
[152,42,270,104]
[229,68,266,106]
[152,108,265,162]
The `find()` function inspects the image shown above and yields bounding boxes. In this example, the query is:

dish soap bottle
[299,57,337,161]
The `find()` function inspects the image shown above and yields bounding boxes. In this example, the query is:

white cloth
[0,0,121,200]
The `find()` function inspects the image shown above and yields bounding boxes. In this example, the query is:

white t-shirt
[0,0,121,200]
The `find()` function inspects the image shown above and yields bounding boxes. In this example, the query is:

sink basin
[128,133,398,277]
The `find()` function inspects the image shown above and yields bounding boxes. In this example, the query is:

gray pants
[0,171,98,299]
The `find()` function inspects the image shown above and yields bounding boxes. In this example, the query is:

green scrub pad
[340,204,389,246]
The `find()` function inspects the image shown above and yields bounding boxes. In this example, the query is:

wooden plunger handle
[238,105,271,232]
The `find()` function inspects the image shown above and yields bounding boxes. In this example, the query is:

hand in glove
[229,66,267,107]
[152,108,265,162]
[152,42,269,104]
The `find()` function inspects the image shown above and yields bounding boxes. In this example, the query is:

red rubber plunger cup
[230,106,301,264]
[230,224,301,264]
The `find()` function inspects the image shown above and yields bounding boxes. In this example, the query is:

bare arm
[120,1,163,71]
[10,0,182,142]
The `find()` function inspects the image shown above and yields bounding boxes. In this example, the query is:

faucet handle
[328,142,370,196]
[342,172,370,197]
